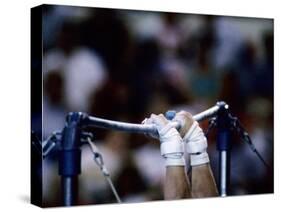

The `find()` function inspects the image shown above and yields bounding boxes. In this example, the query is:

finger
[142,117,158,139]
[150,114,167,127]
[173,111,193,122]
[142,117,153,125]
[173,111,194,134]
[177,110,192,118]
[141,118,147,124]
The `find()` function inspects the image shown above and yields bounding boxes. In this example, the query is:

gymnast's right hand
[173,111,209,167]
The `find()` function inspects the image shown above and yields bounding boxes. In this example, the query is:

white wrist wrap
[186,138,207,154]
[190,152,210,166]
[184,121,207,154]
[159,123,185,167]
[160,140,183,156]
[184,121,209,166]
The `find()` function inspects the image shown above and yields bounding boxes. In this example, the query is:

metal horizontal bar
[84,103,223,134]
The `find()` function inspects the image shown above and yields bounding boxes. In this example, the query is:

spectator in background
[80,9,133,81]
[187,48,221,106]
[43,71,67,138]
[255,31,274,99]
[229,97,273,195]
[157,13,189,92]
[235,41,260,100]
[212,17,244,70]
[157,13,184,54]
[128,39,161,119]
[43,5,92,50]
[43,22,107,112]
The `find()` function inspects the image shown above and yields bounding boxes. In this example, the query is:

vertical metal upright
[216,102,231,197]
[59,112,85,206]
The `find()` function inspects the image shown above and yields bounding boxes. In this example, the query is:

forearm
[191,163,218,198]
[164,166,191,199]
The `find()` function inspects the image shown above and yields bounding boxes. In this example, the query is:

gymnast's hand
[172,111,194,137]
[142,114,185,167]
[173,111,210,167]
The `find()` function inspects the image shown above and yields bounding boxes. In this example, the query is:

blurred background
[32,4,273,206]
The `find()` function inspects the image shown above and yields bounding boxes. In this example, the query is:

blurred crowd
[35,5,273,206]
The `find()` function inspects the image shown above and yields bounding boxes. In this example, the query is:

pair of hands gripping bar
[83,104,222,134]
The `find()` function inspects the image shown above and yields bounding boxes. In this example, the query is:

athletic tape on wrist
[158,122,185,166]
[190,152,210,166]
[186,138,207,154]
[183,121,199,141]
[184,121,208,154]
[160,139,184,156]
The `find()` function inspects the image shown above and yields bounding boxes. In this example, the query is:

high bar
[83,102,226,134]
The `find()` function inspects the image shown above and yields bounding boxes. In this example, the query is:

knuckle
[159,114,164,118]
